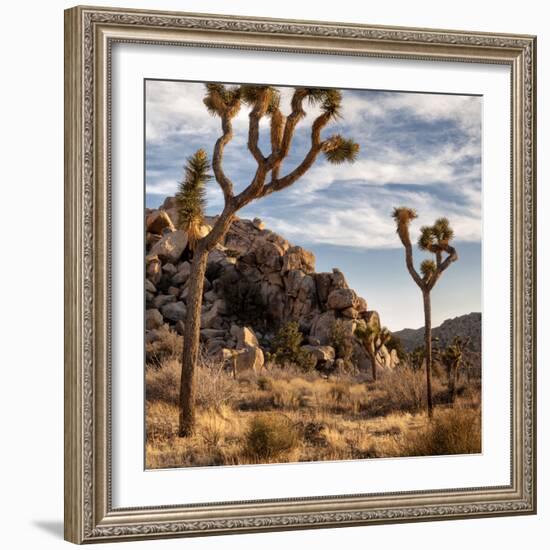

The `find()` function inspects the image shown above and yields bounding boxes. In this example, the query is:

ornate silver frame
[64,5,537,544]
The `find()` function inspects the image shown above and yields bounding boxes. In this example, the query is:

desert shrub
[145,352,237,411]
[329,319,354,369]
[377,367,426,412]
[257,375,273,391]
[145,358,180,404]
[195,352,239,412]
[402,407,481,457]
[245,413,299,461]
[272,322,316,372]
[145,325,182,367]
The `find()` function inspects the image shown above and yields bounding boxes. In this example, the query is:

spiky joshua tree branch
[177,84,359,436]
[392,207,458,417]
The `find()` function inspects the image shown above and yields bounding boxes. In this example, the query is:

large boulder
[314,272,333,305]
[172,262,191,285]
[254,240,284,273]
[363,310,381,332]
[232,345,264,376]
[302,345,335,363]
[282,246,315,274]
[149,230,188,263]
[342,307,359,319]
[146,210,175,235]
[286,269,306,298]
[200,328,226,341]
[377,346,400,370]
[200,299,227,329]
[310,310,336,345]
[160,301,187,323]
[145,308,163,330]
[315,269,350,307]
[230,325,259,348]
[330,268,348,290]
[291,274,318,318]
[327,288,358,310]
[145,255,162,285]
[252,217,265,230]
[152,294,175,309]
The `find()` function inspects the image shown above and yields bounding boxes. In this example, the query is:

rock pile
[145,196,399,375]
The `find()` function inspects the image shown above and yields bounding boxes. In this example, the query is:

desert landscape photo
[144,81,482,469]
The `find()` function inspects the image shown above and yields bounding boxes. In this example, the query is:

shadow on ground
[33,520,64,539]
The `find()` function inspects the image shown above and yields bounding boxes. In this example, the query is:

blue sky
[145,80,482,331]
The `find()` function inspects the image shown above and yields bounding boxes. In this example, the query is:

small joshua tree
[177,84,359,436]
[442,336,470,404]
[392,208,458,417]
[356,324,391,381]
[408,346,425,371]
[176,149,211,252]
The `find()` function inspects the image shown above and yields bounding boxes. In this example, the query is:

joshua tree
[392,208,458,417]
[177,84,359,436]
[408,346,425,371]
[442,336,470,404]
[356,324,391,381]
[176,149,211,253]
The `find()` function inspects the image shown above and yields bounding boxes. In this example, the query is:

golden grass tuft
[244,413,300,462]
[401,407,481,456]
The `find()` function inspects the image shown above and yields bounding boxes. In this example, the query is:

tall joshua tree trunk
[178,243,209,436]
[356,325,391,383]
[176,85,359,436]
[367,345,378,382]
[422,290,434,417]
[448,360,460,404]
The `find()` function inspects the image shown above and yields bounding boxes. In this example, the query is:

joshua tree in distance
[177,84,359,436]
[442,336,470,404]
[356,324,391,381]
[392,208,458,417]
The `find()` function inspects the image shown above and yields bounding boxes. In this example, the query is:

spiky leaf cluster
[203,83,241,117]
[379,327,392,346]
[392,206,418,226]
[418,218,454,252]
[420,259,437,280]
[432,217,454,243]
[356,323,392,349]
[176,149,212,250]
[240,85,281,114]
[303,88,343,120]
[323,135,360,164]
[418,226,436,252]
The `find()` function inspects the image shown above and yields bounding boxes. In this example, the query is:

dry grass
[146,331,481,469]
[145,324,182,367]
[401,407,481,456]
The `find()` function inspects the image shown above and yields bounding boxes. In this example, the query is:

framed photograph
[64,5,537,544]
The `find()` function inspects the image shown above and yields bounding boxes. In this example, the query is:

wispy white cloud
[146,80,482,251]
[256,182,481,250]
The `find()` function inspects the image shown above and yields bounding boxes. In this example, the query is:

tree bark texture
[423,290,434,418]
[178,245,209,436]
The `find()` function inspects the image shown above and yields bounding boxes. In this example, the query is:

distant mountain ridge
[393,312,481,353]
